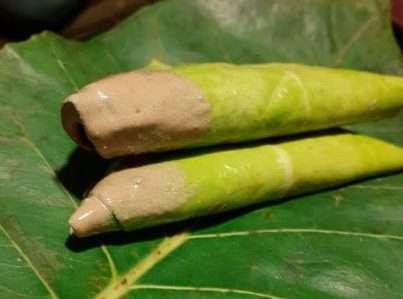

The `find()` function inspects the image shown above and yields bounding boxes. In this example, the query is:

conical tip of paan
[69,196,118,238]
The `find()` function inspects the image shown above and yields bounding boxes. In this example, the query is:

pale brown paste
[61,71,210,158]
[89,162,189,229]
[68,196,118,237]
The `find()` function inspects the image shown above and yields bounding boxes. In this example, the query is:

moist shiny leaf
[0,0,403,299]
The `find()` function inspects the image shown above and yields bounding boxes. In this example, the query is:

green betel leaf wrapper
[62,62,403,158]
[69,133,403,235]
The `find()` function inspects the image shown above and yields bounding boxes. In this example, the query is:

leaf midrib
[92,226,403,299]
[94,232,188,299]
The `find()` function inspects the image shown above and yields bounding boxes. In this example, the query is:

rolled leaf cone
[62,62,403,158]
[69,133,403,237]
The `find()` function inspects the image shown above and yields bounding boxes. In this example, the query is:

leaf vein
[131,284,286,299]
[42,40,119,280]
[189,228,403,241]
[333,16,377,66]
[350,184,403,191]
[94,232,188,299]
[0,284,49,298]
[0,224,59,299]
[47,39,79,91]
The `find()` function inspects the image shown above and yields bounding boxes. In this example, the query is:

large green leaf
[1,0,403,298]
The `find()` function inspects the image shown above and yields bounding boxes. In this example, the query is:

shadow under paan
[57,147,111,199]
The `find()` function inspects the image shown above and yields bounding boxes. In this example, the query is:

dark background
[0,0,403,50]
[0,0,156,46]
